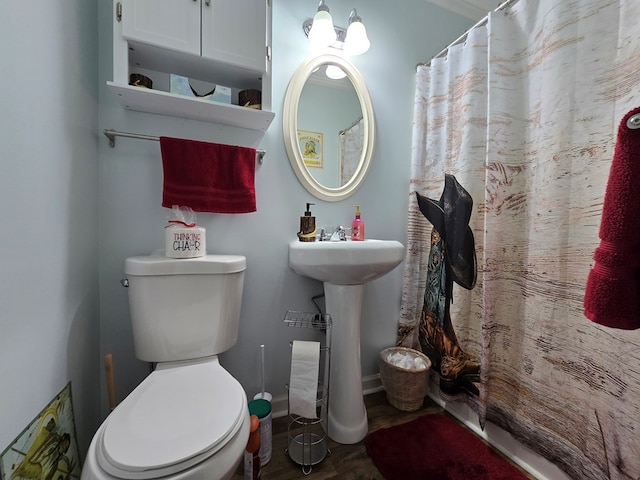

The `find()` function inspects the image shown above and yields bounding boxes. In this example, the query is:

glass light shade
[325,64,347,80]
[344,21,370,55]
[308,10,337,48]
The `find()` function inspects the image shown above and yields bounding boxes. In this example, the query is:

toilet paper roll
[289,340,320,419]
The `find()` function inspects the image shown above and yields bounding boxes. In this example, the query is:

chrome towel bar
[103,129,266,164]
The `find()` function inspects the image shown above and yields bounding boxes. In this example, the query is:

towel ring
[626,113,640,129]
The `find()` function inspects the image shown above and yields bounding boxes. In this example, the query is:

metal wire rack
[284,310,331,330]
[284,310,332,475]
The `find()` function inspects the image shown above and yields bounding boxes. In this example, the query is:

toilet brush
[250,344,273,465]
[260,344,265,398]
[253,344,272,402]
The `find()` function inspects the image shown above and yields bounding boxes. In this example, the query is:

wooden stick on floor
[104,353,117,411]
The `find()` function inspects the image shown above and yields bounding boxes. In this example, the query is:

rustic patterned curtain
[397,1,640,479]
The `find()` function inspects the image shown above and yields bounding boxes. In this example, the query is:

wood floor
[232,390,537,479]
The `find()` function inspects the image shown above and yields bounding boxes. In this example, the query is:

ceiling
[426,0,501,20]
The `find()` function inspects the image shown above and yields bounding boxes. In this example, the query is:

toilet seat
[96,357,247,479]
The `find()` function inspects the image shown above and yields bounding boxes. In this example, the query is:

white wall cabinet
[109,0,274,131]
[121,0,201,57]
[121,0,267,74]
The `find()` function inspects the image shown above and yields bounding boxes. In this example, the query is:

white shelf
[107,82,275,132]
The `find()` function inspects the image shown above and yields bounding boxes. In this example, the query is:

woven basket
[379,347,432,412]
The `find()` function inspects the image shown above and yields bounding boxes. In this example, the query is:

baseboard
[270,393,288,420]
[362,372,384,395]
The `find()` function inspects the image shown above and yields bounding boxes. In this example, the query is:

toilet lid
[98,358,246,478]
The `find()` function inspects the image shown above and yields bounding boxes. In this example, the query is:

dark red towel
[160,136,257,214]
[584,106,640,329]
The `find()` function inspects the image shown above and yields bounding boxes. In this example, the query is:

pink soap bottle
[351,205,365,241]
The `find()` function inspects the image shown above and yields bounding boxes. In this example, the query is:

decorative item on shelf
[210,85,231,104]
[303,1,370,56]
[170,74,197,97]
[190,84,215,98]
[129,73,152,89]
[239,89,262,110]
[170,74,216,99]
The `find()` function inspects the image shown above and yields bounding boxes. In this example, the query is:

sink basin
[288,239,404,285]
[288,238,405,444]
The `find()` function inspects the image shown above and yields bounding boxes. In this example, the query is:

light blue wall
[0,1,100,455]
[0,0,472,459]
[96,0,473,419]
[0,4,585,478]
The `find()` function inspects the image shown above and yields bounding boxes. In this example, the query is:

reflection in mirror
[339,115,364,185]
[298,66,362,188]
[283,54,375,202]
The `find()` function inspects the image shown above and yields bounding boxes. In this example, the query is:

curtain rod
[418,0,521,67]
[339,116,363,136]
[103,129,266,164]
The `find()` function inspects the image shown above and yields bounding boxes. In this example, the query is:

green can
[248,398,272,465]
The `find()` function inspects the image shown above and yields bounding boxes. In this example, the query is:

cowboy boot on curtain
[418,228,480,396]
[416,175,481,397]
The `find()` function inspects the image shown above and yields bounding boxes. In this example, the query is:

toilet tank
[124,255,246,363]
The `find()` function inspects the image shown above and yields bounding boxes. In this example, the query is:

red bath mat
[365,413,529,480]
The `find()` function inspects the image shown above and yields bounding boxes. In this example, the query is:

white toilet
[82,254,250,480]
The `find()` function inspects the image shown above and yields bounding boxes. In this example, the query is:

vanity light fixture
[343,10,370,55]
[303,2,370,55]
[307,0,337,48]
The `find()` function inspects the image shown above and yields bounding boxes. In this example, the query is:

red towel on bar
[584,106,640,329]
[160,137,257,214]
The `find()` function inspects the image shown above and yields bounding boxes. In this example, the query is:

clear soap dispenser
[351,205,365,241]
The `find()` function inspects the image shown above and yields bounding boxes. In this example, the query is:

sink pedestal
[325,283,368,444]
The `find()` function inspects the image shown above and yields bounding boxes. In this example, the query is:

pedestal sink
[288,239,405,444]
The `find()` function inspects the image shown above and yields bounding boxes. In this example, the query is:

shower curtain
[339,117,364,185]
[397,1,640,479]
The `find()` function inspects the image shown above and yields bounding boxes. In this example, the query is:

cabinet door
[121,0,201,56]
[201,0,268,73]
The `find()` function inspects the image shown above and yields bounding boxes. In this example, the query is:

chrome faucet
[318,226,348,241]
[330,226,347,242]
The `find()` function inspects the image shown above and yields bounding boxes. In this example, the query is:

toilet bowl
[82,356,249,480]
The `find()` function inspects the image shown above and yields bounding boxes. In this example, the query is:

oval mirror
[283,54,375,202]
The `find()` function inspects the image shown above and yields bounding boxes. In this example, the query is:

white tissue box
[165,226,206,258]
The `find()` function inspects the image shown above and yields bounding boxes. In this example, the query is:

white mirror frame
[283,54,375,202]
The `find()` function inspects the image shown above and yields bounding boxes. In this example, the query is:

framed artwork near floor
[0,382,82,480]
[298,129,323,168]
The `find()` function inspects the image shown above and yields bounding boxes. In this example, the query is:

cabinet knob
[205,0,211,5]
